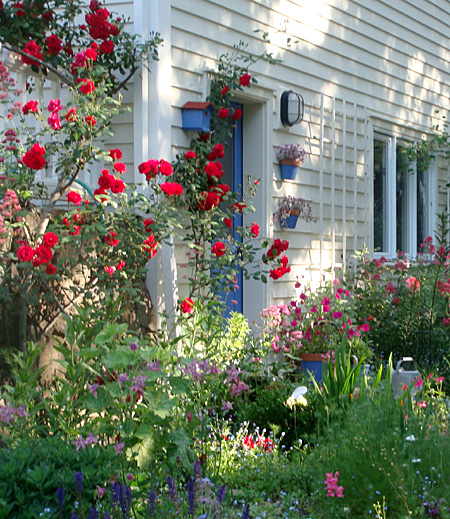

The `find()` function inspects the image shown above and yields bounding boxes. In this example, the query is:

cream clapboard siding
[168,0,450,312]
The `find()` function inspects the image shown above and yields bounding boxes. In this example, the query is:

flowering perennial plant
[260,278,372,357]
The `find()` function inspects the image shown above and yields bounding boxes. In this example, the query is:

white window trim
[373,132,435,260]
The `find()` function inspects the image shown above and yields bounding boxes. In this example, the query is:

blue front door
[220,104,243,316]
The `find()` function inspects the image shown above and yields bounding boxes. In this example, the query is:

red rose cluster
[85,1,119,42]
[92,148,127,201]
[269,255,290,280]
[265,239,291,280]
[16,232,58,274]
[138,159,173,181]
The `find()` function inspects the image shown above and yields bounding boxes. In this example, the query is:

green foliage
[304,375,450,518]
[350,242,450,380]
[233,377,320,450]
[0,434,115,519]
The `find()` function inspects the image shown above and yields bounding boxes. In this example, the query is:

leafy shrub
[0,435,115,519]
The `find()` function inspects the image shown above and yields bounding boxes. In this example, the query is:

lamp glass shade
[280,90,304,126]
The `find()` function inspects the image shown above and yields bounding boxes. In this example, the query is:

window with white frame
[373,133,434,258]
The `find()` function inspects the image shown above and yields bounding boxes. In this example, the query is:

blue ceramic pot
[280,163,299,180]
[282,213,299,229]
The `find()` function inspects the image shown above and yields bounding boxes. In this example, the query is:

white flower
[412,458,421,463]
[405,435,416,442]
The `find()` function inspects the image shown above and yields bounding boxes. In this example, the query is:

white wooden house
[118,0,450,325]
[5,0,450,326]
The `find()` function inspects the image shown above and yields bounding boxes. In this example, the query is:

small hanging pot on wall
[279,159,301,181]
[281,209,300,229]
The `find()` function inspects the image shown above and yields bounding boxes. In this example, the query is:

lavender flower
[242,504,250,519]
[147,490,157,517]
[71,513,80,519]
[88,506,99,519]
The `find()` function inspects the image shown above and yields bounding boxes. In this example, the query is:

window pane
[373,139,388,251]
[396,143,409,254]
[417,163,428,248]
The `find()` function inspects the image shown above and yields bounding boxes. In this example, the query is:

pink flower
[406,276,420,292]
[113,441,125,455]
[414,377,423,387]
[416,400,427,408]
[435,376,445,383]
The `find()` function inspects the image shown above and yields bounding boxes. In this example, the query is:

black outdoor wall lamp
[280,90,304,126]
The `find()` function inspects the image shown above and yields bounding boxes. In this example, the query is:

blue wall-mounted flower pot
[280,163,299,180]
[281,213,299,229]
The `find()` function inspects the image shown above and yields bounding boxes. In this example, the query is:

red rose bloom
[204,161,223,182]
[185,151,197,160]
[16,244,34,262]
[230,201,246,213]
[143,235,158,258]
[77,78,96,94]
[111,178,126,194]
[22,41,42,66]
[218,108,229,119]
[98,169,115,190]
[224,218,232,228]
[22,100,39,115]
[232,108,242,121]
[46,34,62,56]
[212,241,226,257]
[33,244,53,266]
[198,191,220,211]
[159,160,173,176]
[99,40,114,54]
[85,47,98,61]
[113,162,126,173]
[105,231,119,247]
[65,108,78,121]
[208,143,225,161]
[161,182,183,196]
[213,183,230,200]
[239,73,251,86]
[138,159,159,180]
[143,218,155,232]
[250,222,259,238]
[85,115,96,126]
[109,149,123,160]
[199,132,210,141]
[180,297,194,314]
[221,85,229,95]
[43,232,58,248]
[23,143,46,170]
[45,263,57,275]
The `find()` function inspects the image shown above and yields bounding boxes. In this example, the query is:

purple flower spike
[74,472,83,494]
[147,490,157,517]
